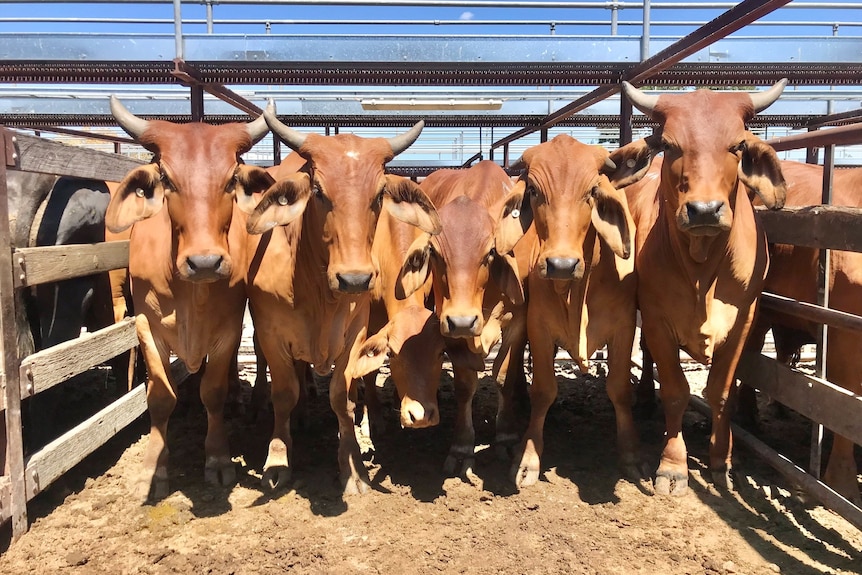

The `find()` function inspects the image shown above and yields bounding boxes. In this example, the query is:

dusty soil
[2,344,861,575]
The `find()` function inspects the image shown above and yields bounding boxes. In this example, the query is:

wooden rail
[1,126,148,542]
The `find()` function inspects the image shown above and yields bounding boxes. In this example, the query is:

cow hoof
[262,465,291,490]
[443,453,475,477]
[711,468,734,492]
[342,475,371,496]
[205,460,237,487]
[511,463,539,488]
[654,472,689,496]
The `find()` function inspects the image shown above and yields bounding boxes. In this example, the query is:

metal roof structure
[1,0,861,168]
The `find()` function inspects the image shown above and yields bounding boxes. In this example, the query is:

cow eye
[731,140,747,154]
[160,172,174,193]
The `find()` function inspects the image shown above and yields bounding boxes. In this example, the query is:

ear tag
[366,349,375,357]
[626,159,636,168]
[277,195,289,206]
[510,209,520,219]
[135,188,145,198]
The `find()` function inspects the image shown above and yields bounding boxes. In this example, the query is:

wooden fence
[0,127,148,542]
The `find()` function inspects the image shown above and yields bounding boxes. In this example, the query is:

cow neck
[559,228,596,370]
[659,189,728,299]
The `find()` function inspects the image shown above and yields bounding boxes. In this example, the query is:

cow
[503,135,643,487]
[609,80,788,495]
[395,160,531,476]
[244,113,441,494]
[105,96,275,499]
[741,162,862,505]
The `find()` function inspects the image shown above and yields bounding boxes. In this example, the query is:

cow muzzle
[179,253,232,282]
[540,256,583,280]
[442,314,481,338]
[400,397,439,429]
[333,271,374,293]
[679,200,730,235]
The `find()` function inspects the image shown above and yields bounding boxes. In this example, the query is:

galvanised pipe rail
[0,0,858,7]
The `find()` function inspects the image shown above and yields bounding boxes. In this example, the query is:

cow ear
[383,175,442,235]
[234,164,276,215]
[491,252,524,305]
[246,172,312,234]
[605,135,660,188]
[396,233,433,300]
[739,134,787,210]
[350,327,392,379]
[590,177,634,260]
[105,164,165,233]
[495,180,533,254]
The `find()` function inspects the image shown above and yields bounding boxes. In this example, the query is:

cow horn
[247,99,274,144]
[110,95,150,140]
[621,81,660,119]
[387,120,425,157]
[264,108,308,151]
[749,78,788,114]
[604,157,617,171]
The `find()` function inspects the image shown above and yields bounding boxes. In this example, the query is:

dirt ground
[1,345,861,575]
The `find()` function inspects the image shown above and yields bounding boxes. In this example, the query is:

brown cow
[105,97,275,499]
[610,81,788,495]
[244,114,441,494]
[743,162,862,505]
[397,160,530,475]
[509,135,643,487]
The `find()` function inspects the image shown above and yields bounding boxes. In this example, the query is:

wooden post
[619,91,633,145]
[0,128,28,540]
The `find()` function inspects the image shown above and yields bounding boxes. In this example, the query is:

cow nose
[402,400,439,429]
[185,254,225,280]
[686,201,725,226]
[446,315,479,336]
[545,257,579,279]
[336,272,373,293]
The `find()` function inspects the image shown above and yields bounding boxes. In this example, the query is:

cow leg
[247,331,271,424]
[331,369,371,495]
[648,332,691,497]
[823,341,862,505]
[703,333,750,491]
[634,332,658,418]
[511,327,556,488]
[493,321,528,460]
[736,319,770,430]
[257,342,299,490]
[443,364,479,477]
[606,331,646,482]
[361,369,387,437]
[200,343,238,488]
[135,314,176,501]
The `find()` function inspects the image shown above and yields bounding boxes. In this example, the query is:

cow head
[515,134,634,281]
[350,306,444,428]
[397,163,530,339]
[616,80,788,239]
[106,96,274,282]
[248,112,441,294]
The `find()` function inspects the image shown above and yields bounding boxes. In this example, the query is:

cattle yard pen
[2,0,862,545]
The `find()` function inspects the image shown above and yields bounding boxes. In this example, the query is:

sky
[0,1,858,38]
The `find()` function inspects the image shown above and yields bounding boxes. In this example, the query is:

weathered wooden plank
[19,317,138,400]
[756,205,862,252]
[760,292,862,333]
[13,240,130,288]
[10,132,145,182]
[756,205,862,253]
[736,352,862,446]
[688,394,862,533]
[23,383,147,500]
[22,358,188,501]
[0,475,10,524]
